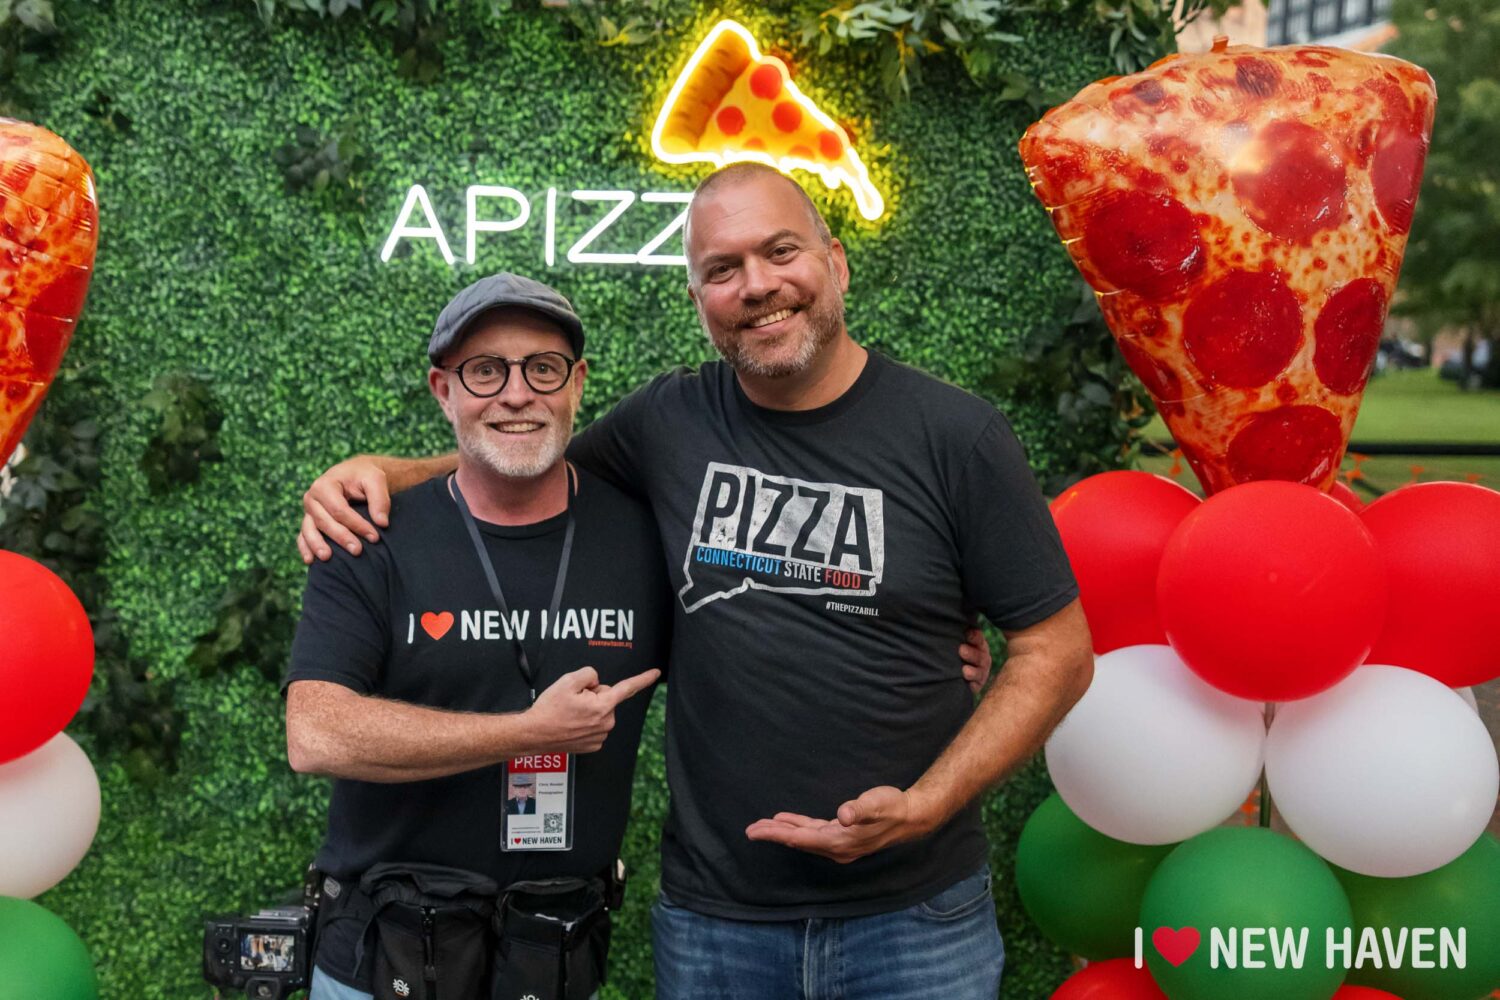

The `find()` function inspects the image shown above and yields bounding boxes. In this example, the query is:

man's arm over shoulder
[298,453,457,563]
[567,366,690,495]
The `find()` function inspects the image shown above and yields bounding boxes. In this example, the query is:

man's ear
[429,366,454,422]
[829,238,850,293]
[571,357,588,404]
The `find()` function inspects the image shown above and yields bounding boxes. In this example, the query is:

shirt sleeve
[282,542,391,696]
[955,413,1079,631]
[567,370,681,497]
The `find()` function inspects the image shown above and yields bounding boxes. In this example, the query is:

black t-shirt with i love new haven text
[283,469,670,987]
[568,349,1078,921]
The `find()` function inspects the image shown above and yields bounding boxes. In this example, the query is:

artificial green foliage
[73,611,185,789]
[80,88,133,135]
[0,0,59,114]
[273,124,371,205]
[19,0,1134,994]
[1081,0,1233,75]
[245,0,447,79]
[831,0,1239,86]
[186,567,298,682]
[795,0,1031,98]
[139,373,226,493]
[984,278,1156,494]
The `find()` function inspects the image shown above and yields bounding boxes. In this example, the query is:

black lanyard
[450,469,577,704]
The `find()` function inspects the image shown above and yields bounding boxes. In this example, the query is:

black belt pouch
[491,878,610,1000]
[357,862,498,1000]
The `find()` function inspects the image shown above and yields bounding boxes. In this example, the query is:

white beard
[454,411,571,480]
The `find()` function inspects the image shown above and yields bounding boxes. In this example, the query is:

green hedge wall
[24,1,1115,995]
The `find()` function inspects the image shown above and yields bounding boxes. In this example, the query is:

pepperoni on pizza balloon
[0,120,98,466]
[1019,38,1435,495]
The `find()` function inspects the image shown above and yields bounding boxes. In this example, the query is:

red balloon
[1327,480,1365,513]
[1050,958,1168,999]
[1157,481,1387,701]
[1333,988,1404,999]
[0,550,94,763]
[1050,471,1201,654]
[1360,482,1500,687]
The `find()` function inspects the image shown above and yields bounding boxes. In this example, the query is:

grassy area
[1137,368,1500,496]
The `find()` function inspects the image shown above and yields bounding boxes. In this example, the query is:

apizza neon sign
[379,184,692,268]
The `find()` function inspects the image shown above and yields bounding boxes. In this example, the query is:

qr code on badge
[543,813,563,833]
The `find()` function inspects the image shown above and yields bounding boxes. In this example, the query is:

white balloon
[1266,665,1499,878]
[1454,686,1479,713]
[1044,644,1267,845]
[0,732,101,898]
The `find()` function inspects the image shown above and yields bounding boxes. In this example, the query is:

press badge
[502,754,575,851]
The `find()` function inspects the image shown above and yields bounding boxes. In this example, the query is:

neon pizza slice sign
[651,19,885,221]
[377,21,885,270]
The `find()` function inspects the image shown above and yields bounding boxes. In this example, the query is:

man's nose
[738,256,781,302]
[495,364,538,407]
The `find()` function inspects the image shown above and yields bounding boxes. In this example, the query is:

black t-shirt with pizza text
[568,349,1078,921]
[284,468,669,986]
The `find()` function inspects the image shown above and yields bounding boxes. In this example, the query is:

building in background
[1178,0,1394,52]
[1266,0,1396,48]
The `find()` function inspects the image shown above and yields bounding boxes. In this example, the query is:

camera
[203,905,312,999]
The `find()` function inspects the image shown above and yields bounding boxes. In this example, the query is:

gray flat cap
[429,273,585,363]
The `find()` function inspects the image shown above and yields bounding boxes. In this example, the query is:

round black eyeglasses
[445,352,578,396]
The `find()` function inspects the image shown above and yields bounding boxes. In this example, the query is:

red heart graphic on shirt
[513,838,522,845]
[421,611,454,640]
[1152,926,1202,967]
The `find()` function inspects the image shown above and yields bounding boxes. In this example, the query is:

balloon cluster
[1023,473,1500,1000]
[0,552,102,993]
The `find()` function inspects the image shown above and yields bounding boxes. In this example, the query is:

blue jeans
[308,961,599,1000]
[652,867,1005,1000]
[308,966,373,1000]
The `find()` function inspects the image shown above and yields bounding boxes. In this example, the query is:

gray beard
[454,413,571,480]
[706,295,845,379]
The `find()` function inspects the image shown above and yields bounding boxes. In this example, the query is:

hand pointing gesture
[525,666,661,753]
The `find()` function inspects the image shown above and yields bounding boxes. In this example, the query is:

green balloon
[1139,826,1352,1000]
[0,897,99,999]
[1334,833,1500,1000]
[1015,792,1176,959]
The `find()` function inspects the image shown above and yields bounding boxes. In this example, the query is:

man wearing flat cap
[283,273,669,999]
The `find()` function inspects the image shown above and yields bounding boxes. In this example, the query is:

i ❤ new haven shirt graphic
[284,468,670,984]
[568,351,1078,919]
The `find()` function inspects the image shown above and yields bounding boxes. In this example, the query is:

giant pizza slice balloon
[0,119,98,466]
[1019,39,1434,494]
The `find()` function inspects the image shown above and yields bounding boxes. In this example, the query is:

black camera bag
[491,876,610,1000]
[356,862,498,1000]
